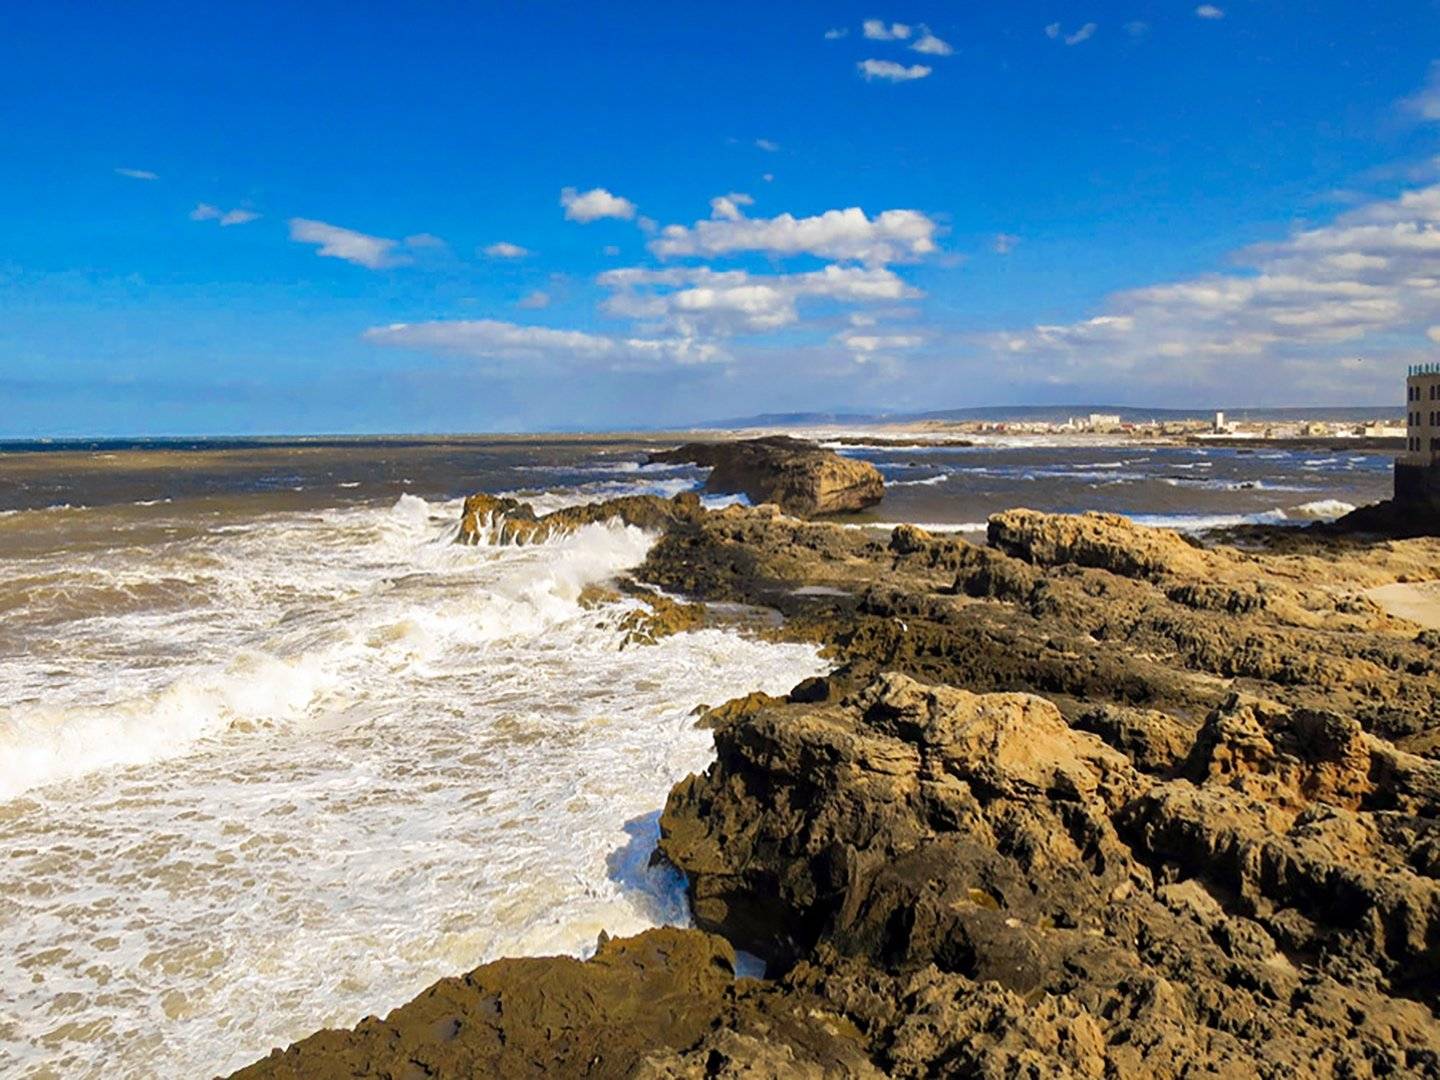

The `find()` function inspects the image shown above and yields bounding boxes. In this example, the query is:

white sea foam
[887,472,952,488]
[0,492,825,1078]
[1285,498,1356,519]
[1128,511,1288,532]
[1128,499,1352,531]
[518,460,697,478]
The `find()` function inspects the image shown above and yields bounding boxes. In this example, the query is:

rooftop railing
[1409,363,1440,376]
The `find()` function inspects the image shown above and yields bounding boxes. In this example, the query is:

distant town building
[1087,413,1122,431]
[1406,363,1440,464]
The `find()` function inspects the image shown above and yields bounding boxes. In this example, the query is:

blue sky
[4,1,1440,435]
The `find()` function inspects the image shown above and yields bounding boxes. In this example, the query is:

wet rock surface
[648,436,884,517]
[237,501,1440,1078]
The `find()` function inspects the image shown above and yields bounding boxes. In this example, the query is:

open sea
[0,434,1395,1077]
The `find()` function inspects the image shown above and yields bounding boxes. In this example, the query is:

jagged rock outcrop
[649,436,883,517]
[459,491,701,545]
[657,674,1440,1075]
[989,508,1214,580]
[660,673,1147,969]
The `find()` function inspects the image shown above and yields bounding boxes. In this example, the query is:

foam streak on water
[0,494,825,1078]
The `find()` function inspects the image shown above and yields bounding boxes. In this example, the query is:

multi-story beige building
[1405,364,1440,464]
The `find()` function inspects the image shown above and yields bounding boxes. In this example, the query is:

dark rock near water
[649,436,884,517]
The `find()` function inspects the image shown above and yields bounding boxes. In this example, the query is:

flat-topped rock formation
[648,436,883,517]
[237,500,1440,1078]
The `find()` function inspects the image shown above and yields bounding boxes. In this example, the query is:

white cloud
[1125,21,1149,37]
[857,59,932,82]
[911,27,953,56]
[484,241,531,258]
[288,218,408,269]
[862,19,911,41]
[1402,61,1440,121]
[837,330,923,352]
[993,233,1020,255]
[1195,5,1224,18]
[755,138,779,152]
[560,186,637,223]
[598,264,921,337]
[191,204,261,226]
[1065,23,1097,45]
[824,27,848,39]
[1044,23,1061,39]
[115,168,158,181]
[650,205,940,265]
[987,171,1440,392]
[516,290,551,310]
[404,233,446,250]
[363,319,723,369]
[709,192,754,221]
[603,244,622,256]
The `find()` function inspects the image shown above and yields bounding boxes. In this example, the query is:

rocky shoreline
[234,493,1440,1079]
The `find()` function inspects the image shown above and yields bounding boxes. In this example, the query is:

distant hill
[701,404,1402,428]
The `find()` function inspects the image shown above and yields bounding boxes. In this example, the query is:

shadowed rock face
[649,436,884,517]
[237,503,1440,1078]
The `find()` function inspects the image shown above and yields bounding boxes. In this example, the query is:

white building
[1405,363,1440,464]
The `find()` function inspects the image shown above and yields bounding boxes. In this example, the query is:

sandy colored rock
[988,508,1214,580]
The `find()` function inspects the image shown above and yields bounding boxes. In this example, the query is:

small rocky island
[236,485,1440,1078]
[649,435,884,517]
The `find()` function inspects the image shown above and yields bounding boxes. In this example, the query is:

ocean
[0,435,1395,1077]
